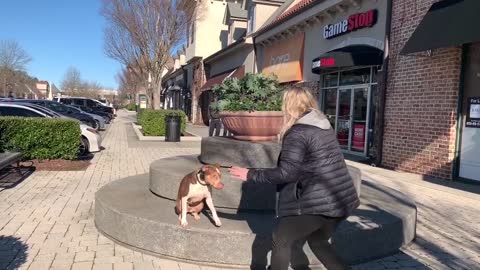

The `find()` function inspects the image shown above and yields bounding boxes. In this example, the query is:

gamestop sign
[323,9,377,39]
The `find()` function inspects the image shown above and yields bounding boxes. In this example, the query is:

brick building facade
[382,0,479,180]
[383,0,462,179]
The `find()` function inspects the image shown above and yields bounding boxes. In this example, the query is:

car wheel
[79,136,90,156]
[94,120,100,130]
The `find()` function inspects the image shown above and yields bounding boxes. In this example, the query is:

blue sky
[0,0,121,89]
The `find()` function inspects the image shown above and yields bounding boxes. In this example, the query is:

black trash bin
[165,115,181,142]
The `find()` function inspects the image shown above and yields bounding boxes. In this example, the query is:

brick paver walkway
[1,110,479,270]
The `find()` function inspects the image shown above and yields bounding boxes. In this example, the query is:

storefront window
[323,88,337,129]
[322,73,338,88]
[339,68,371,86]
[371,67,379,83]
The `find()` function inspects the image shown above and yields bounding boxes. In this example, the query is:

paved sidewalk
[186,124,210,138]
[0,110,479,270]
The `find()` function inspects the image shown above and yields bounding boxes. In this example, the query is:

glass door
[351,87,369,155]
[336,88,351,150]
[335,86,370,155]
[459,43,480,181]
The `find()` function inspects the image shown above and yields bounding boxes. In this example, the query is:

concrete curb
[131,123,202,142]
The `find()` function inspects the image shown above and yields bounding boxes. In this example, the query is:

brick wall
[383,0,462,179]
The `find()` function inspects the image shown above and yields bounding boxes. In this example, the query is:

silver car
[65,104,106,130]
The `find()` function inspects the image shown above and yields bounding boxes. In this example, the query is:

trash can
[165,115,181,142]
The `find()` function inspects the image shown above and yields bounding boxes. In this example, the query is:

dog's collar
[196,171,208,186]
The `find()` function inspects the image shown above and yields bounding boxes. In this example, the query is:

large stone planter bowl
[220,111,283,141]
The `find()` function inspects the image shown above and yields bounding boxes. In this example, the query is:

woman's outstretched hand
[228,167,249,181]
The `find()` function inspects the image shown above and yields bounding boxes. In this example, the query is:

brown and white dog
[175,164,224,228]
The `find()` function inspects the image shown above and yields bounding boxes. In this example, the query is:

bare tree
[116,67,140,103]
[78,80,103,99]
[61,66,83,96]
[0,40,32,71]
[60,67,102,98]
[102,0,199,109]
[0,40,33,97]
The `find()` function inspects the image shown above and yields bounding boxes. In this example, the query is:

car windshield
[45,101,69,113]
[21,104,60,118]
[66,105,81,113]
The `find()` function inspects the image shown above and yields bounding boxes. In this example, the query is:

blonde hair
[279,86,320,140]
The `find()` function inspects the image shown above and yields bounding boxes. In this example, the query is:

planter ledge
[131,123,201,142]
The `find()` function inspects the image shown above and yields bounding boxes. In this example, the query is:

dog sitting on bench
[175,164,224,228]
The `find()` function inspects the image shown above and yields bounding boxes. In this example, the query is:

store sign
[271,53,290,66]
[466,97,480,128]
[262,33,304,83]
[139,95,147,109]
[323,9,378,39]
[312,57,335,69]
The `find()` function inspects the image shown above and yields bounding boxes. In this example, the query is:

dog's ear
[201,166,209,172]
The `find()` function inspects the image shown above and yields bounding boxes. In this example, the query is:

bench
[0,151,23,172]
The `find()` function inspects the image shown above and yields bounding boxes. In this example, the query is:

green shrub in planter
[210,73,283,112]
[0,117,81,160]
[138,109,186,136]
[126,103,136,111]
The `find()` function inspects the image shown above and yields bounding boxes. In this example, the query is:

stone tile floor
[0,110,479,270]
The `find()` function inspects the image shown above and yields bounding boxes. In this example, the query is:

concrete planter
[219,111,283,141]
[131,123,201,142]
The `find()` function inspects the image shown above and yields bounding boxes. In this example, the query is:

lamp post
[147,72,152,109]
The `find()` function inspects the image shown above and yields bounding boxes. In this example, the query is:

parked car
[64,104,107,130]
[95,98,116,115]
[55,97,114,119]
[69,104,112,123]
[0,103,102,155]
[8,99,99,129]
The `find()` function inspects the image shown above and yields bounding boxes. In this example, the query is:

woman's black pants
[270,214,348,270]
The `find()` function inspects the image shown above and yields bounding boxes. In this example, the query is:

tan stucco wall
[254,3,279,32]
[186,1,229,61]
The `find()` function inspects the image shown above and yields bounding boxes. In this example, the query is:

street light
[148,72,152,108]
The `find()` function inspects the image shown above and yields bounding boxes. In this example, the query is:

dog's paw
[180,219,188,228]
[214,218,222,227]
[193,213,201,221]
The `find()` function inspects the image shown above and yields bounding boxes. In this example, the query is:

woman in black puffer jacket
[229,87,360,270]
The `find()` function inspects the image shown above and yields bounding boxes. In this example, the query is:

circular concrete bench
[95,137,416,268]
[200,137,281,168]
[95,171,417,267]
[149,155,362,211]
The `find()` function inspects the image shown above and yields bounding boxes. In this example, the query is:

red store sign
[323,9,378,39]
[312,57,335,69]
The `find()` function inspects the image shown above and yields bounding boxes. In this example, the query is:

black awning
[312,45,383,74]
[401,0,480,55]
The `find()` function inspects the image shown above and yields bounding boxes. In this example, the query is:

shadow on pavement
[0,165,35,191]
[0,236,28,269]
